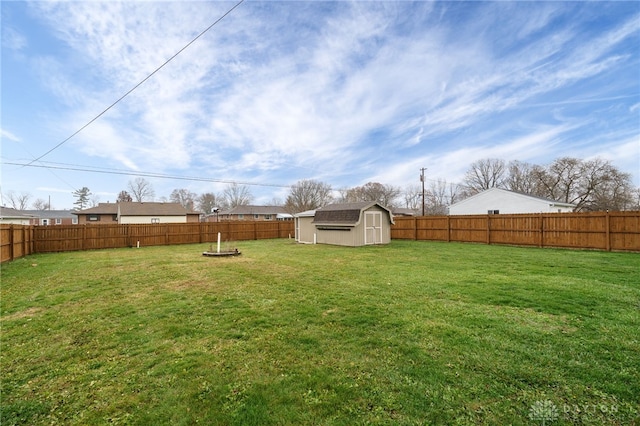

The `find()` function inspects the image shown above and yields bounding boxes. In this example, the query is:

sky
[2,0,639,210]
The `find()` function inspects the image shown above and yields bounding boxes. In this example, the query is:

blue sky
[2,1,639,209]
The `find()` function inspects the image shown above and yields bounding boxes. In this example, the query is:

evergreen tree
[72,187,92,210]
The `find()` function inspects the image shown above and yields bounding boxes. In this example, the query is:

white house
[0,207,37,225]
[449,188,576,215]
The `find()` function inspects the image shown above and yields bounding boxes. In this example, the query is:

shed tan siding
[295,216,316,244]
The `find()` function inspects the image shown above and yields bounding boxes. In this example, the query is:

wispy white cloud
[2,26,27,51]
[1,128,21,142]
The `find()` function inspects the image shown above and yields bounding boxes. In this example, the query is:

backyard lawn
[1,239,638,425]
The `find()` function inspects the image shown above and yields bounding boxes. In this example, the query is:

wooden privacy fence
[1,221,295,263]
[0,225,35,264]
[3,211,639,263]
[391,211,640,252]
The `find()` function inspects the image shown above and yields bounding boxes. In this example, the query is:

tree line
[3,157,638,214]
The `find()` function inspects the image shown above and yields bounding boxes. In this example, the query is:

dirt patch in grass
[1,306,43,322]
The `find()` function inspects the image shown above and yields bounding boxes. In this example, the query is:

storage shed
[298,202,394,247]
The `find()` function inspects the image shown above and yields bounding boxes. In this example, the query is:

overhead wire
[4,160,291,189]
[23,0,246,167]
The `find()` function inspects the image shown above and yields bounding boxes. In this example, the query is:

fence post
[539,213,544,248]
[486,215,491,245]
[605,211,611,252]
[413,217,418,240]
[9,225,14,262]
[447,216,451,242]
[22,226,26,259]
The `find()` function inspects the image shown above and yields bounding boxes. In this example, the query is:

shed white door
[364,211,382,245]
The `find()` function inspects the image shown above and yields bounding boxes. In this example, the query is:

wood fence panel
[610,212,640,251]
[1,225,14,262]
[389,211,640,252]
[417,217,449,241]
[256,222,280,240]
[391,217,418,240]
[83,224,129,250]
[449,215,487,244]
[489,215,539,247]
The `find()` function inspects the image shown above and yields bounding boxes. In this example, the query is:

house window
[254,214,260,220]
[55,218,62,225]
[151,218,160,224]
[88,215,99,221]
[488,210,500,215]
[41,219,49,226]
[264,214,272,220]
[72,217,78,225]
[238,214,244,220]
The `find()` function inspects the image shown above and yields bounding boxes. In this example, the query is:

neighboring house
[23,210,78,226]
[215,205,293,222]
[73,202,200,224]
[296,202,395,247]
[392,208,419,217]
[0,207,37,225]
[448,188,576,215]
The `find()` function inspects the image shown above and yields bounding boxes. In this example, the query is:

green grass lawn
[1,239,639,425]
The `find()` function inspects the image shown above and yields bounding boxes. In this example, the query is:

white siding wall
[449,189,574,215]
[120,215,187,224]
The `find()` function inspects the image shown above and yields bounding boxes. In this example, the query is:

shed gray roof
[313,202,394,225]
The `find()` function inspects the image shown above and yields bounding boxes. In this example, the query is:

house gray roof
[0,207,37,219]
[220,205,288,215]
[74,202,197,216]
[23,210,77,219]
[313,202,395,225]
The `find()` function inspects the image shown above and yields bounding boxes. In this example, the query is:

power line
[3,160,291,189]
[24,0,246,167]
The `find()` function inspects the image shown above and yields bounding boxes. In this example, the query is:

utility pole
[420,168,427,216]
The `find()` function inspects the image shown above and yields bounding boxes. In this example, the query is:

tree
[222,183,253,208]
[127,178,155,202]
[532,157,630,211]
[425,179,460,215]
[117,191,133,202]
[284,179,333,213]
[72,187,91,210]
[197,193,219,215]
[340,182,401,208]
[403,184,422,211]
[504,161,541,194]
[3,191,31,210]
[32,198,51,210]
[170,189,198,211]
[463,158,506,194]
